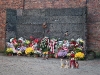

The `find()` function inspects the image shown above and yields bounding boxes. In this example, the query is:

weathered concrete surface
[0,55,100,75]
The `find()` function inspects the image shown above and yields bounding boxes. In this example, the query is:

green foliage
[86,50,96,60]
[74,47,82,53]
[40,40,50,52]
[95,52,100,58]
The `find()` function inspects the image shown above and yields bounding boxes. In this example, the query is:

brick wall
[87,0,100,52]
[0,0,100,53]
[24,0,86,9]
[0,9,6,50]
[0,0,23,51]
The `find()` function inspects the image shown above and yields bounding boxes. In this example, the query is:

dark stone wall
[6,9,17,41]
[6,7,86,41]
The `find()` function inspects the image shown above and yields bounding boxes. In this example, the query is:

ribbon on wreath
[49,40,56,53]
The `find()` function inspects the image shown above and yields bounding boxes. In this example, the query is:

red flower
[34,39,39,43]
[70,54,75,58]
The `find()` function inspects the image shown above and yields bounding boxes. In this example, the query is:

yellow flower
[43,51,48,54]
[75,52,85,59]
[6,48,13,53]
[25,47,34,55]
[80,39,84,43]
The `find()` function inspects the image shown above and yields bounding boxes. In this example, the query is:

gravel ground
[0,55,100,75]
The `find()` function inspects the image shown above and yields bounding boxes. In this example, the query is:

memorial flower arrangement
[75,52,85,60]
[25,39,30,45]
[17,51,22,56]
[5,48,13,55]
[39,37,50,52]
[76,38,84,47]
[5,37,86,59]
[34,50,41,54]
[25,47,34,56]
[34,50,41,57]
[74,47,82,53]
[67,53,71,57]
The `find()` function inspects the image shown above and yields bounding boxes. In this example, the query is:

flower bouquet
[66,52,71,59]
[40,38,50,52]
[5,48,13,56]
[75,52,85,60]
[17,51,22,56]
[74,47,82,53]
[25,47,34,56]
[34,50,41,57]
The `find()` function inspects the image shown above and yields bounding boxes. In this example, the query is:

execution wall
[0,0,100,56]
[6,7,86,41]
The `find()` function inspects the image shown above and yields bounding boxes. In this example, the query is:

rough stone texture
[16,24,44,39]
[17,16,86,24]
[6,9,17,41]
[15,8,86,41]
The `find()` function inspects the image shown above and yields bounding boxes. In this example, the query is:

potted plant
[25,46,34,56]
[5,48,13,56]
[75,52,85,60]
